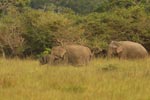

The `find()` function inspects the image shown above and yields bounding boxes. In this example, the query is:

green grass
[0,58,150,100]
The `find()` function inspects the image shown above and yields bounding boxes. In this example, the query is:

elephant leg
[75,57,84,66]
[84,57,90,65]
[120,53,127,59]
[79,57,89,66]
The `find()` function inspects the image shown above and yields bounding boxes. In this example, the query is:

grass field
[0,58,150,100]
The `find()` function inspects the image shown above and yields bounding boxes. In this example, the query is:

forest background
[0,0,150,58]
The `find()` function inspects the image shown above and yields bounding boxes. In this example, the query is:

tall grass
[0,58,150,100]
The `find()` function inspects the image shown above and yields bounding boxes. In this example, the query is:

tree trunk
[0,48,5,58]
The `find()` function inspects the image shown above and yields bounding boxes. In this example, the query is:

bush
[81,6,150,50]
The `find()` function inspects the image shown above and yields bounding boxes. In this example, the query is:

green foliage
[0,6,25,57]
[22,9,54,55]
[1,0,150,57]
[95,0,135,13]
[14,0,31,7]
[30,0,50,9]
[37,48,51,58]
[81,5,150,49]
[21,8,83,56]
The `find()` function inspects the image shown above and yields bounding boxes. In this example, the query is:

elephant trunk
[39,55,50,65]
[107,48,112,58]
[48,55,55,65]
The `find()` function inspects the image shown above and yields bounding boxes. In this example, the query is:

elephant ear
[60,48,67,58]
[112,41,121,46]
[117,47,123,53]
[110,41,119,48]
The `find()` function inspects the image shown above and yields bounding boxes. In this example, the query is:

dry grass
[0,58,150,100]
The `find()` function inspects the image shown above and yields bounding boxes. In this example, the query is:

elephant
[108,41,148,59]
[91,47,107,58]
[48,44,92,66]
[39,55,50,65]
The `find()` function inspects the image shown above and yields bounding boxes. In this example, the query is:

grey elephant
[48,44,92,66]
[39,55,50,65]
[108,41,148,59]
[91,47,107,58]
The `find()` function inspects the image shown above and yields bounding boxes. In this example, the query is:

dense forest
[0,0,150,58]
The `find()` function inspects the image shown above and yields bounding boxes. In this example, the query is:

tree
[0,11,25,57]
[81,5,150,50]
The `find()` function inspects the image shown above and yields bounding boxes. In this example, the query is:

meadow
[0,58,150,100]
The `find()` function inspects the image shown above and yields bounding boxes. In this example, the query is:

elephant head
[49,46,68,65]
[108,41,123,58]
